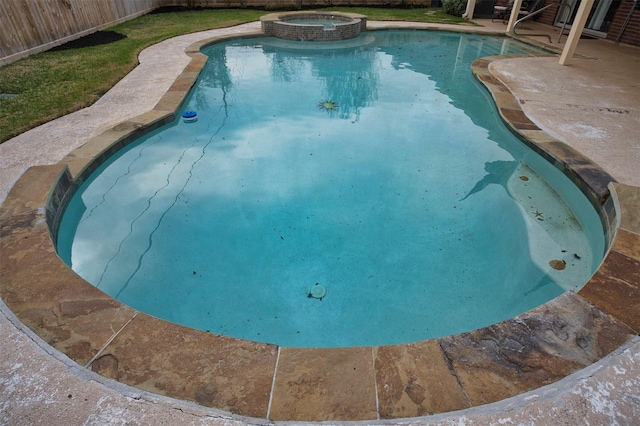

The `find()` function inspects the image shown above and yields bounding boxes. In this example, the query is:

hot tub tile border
[1,28,639,422]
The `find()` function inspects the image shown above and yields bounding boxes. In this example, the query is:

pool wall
[1,30,639,421]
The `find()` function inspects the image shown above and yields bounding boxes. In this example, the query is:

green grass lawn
[0,7,470,144]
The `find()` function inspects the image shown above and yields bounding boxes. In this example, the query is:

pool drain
[308,283,327,300]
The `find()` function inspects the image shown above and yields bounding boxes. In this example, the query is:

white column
[559,0,596,65]
[463,0,477,19]
[506,0,525,33]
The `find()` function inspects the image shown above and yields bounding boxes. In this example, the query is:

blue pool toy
[182,110,197,122]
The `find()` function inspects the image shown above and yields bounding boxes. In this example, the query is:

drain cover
[308,283,327,300]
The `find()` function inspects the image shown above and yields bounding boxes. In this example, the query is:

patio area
[1,18,639,424]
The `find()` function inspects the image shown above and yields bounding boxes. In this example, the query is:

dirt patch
[50,31,126,51]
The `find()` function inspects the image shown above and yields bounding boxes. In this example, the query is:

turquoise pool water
[284,19,342,28]
[57,31,604,347]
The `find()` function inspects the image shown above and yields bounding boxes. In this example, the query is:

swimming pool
[56,31,604,347]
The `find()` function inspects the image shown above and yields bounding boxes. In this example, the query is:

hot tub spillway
[261,11,367,42]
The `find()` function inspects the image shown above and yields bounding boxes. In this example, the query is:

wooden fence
[0,0,435,66]
[0,0,158,65]
[0,0,431,66]
[157,0,433,8]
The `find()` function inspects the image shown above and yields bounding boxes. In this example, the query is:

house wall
[533,1,639,45]
[608,1,640,44]
[535,2,559,25]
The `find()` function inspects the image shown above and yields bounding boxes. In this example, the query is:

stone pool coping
[1,28,639,422]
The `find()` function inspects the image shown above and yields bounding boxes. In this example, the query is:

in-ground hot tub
[261,11,367,41]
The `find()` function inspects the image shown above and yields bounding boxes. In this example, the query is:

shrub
[442,0,468,17]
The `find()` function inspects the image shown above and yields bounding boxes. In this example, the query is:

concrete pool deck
[1,19,639,424]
